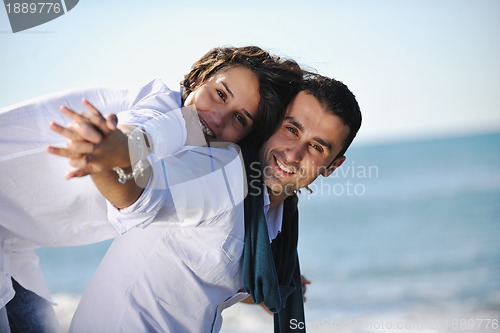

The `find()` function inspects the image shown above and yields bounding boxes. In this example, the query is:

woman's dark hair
[182,46,303,145]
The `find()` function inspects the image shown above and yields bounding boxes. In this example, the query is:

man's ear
[321,156,346,177]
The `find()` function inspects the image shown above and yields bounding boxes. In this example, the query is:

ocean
[36,132,500,332]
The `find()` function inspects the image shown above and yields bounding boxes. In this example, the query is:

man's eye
[217,90,226,101]
[286,126,298,135]
[311,143,323,153]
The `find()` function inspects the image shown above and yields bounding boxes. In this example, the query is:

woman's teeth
[199,119,215,137]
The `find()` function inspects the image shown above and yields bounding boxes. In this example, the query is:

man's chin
[263,180,282,194]
[265,183,297,197]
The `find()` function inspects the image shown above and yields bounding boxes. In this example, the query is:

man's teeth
[199,119,215,137]
[276,158,294,174]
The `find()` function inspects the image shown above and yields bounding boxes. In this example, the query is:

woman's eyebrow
[243,109,255,122]
[221,81,234,98]
[222,81,255,123]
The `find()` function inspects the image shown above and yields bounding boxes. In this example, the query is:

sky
[1,0,499,146]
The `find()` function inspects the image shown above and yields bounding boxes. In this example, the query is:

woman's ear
[321,156,346,177]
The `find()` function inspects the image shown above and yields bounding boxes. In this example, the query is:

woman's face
[184,66,260,143]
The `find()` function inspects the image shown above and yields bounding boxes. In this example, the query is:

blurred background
[1,0,499,332]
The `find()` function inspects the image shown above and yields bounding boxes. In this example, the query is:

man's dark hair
[301,73,362,161]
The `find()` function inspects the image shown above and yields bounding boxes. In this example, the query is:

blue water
[37,132,500,331]
[295,132,500,330]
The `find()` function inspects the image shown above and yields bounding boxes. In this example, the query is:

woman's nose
[208,109,227,129]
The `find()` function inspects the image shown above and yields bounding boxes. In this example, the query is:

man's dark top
[240,142,306,333]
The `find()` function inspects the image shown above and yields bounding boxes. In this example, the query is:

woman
[0,46,303,332]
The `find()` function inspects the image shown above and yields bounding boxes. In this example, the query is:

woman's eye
[235,114,247,126]
[216,90,226,101]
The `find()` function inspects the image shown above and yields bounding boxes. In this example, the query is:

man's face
[260,91,349,197]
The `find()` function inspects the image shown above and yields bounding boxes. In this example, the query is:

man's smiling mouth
[274,155,296,174]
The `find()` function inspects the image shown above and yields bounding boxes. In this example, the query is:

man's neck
[268,187,289,209]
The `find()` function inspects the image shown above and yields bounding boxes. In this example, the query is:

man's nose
[286,143,307,163]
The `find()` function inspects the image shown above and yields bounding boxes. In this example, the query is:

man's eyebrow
[285,116,304,132]
[313,136,333,151]
[222,81,255,122]
[285,116,333,151]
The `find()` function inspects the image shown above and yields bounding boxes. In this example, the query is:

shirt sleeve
[106,144,247,233]
[117,79,187,161]
[0,85,133,158]
[0,78,179,159]
[105,155,168,233]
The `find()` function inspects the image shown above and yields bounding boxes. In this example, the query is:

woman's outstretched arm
[47,99,151,209]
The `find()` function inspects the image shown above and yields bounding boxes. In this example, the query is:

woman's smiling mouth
[198,116,216,138]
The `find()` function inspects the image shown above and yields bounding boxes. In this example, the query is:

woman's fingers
[59,105,88,123]
[69,155,90,169]
[50,119,102,144]
[58,100,117,140]
[46,142,94,159]
[46,145,69,158]
[65,166,93,179]
[74,122,104,144]
[50,100,118,179]
[302,276,312,286]
[54,120,104,144]
[82,99,113,135]
[104,113,118,131]
[49,121,82,141]
[47,145,95,179]
[59,103,108,140]
[301,275,311,301]
[66,139,96,155]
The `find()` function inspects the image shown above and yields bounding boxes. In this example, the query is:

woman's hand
[47,99,121,179]
[240,274,312,315]
[301,275,311,302]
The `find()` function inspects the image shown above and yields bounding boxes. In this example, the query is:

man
[238,75,361,332]
[51,73,362,332]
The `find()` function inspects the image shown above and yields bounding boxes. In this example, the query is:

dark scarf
[240,142,306,333]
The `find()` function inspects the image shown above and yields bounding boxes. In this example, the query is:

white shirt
[70,144,248,332]
[0,79,185,307]
[263,185,284,242]
[70,147,284,332]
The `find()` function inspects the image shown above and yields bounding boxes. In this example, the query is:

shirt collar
[263,185,271,215]
[262,185,284,242]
